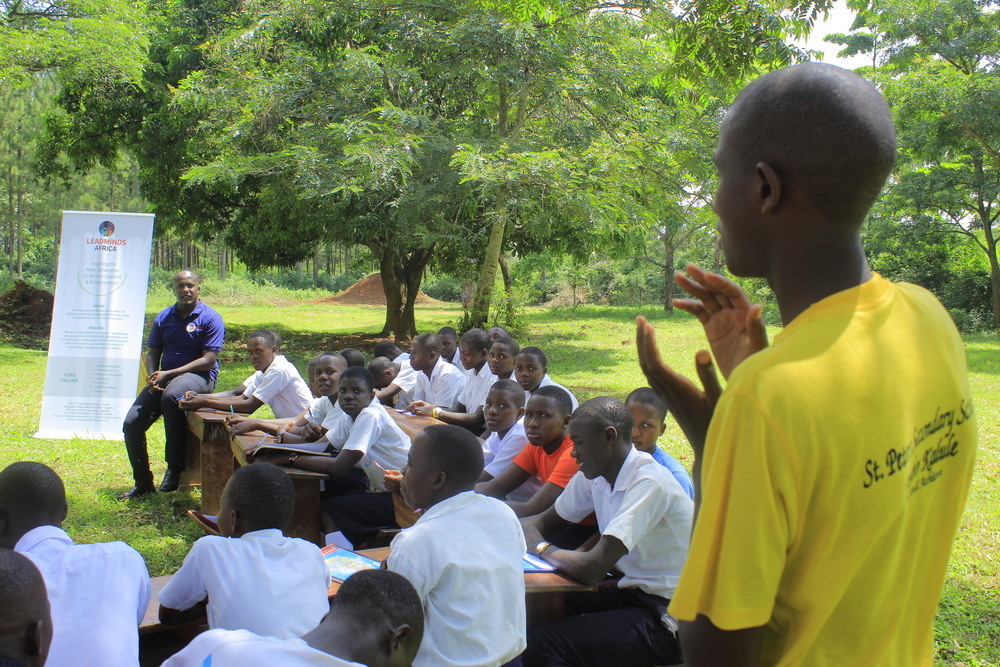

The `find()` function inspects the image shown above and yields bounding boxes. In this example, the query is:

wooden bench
[182,409,240,514]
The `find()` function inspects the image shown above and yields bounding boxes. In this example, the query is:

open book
[522,552,557,573]
[321,545,383,585]
[246,436,333,458]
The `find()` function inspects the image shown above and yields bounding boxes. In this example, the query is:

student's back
[158,464,330,639]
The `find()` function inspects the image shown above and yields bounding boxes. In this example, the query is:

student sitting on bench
[625,388,695,499]
[275,367,410,498]
[0,547,53,667]
[479,379,528,480]
[158,463,330,639]
[163,569,424,667]
[437,326,463,368]
[388,425,526,667]
[409,328,495,432]
[406,333,466,412]
[0,462,150,667]
[487,336,519,381]
[229,353,349,449]
[371,341,418,408]
[515,346,578,411]
[475,386,578,519]
[180,329,312,419]
[520,397,694,666]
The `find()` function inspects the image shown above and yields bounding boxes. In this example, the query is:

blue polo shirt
[148,300,225,385]
[651,447,696,499]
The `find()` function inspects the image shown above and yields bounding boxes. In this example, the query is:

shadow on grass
[935,578,1000,664]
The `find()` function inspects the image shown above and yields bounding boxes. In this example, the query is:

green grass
[1,296,997,664]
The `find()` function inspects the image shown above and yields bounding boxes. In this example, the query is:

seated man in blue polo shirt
[119,270,226,499]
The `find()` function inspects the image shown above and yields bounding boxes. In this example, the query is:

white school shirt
[158,529,330,639]
[342,404,411,490]
[554,447,694,599]
[162,628,363,667]
[392,354,418,408]
[306,396,352,450]
[482,420,539,502]
[15,525,150,667]
[412,356,466,410]
[242,355,313,418]
[526,374,579,412]
[458,362,496,413]
[388,491,526,667]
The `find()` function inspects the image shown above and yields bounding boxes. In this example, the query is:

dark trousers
[322,491,396,548]
[123,373,212,486]
[523,584,683,667]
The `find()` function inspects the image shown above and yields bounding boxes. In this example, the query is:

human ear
[516,407,525,419]
[431,470,447,491]
[755,162,782,213]
[605,426,617,443]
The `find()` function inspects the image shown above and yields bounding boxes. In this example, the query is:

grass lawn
[1,288,997,664]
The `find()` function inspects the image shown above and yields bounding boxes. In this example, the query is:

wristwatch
[287,452,298,466]
[535,540,553,556]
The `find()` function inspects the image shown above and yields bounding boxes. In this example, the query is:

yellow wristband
[432,407,439,419]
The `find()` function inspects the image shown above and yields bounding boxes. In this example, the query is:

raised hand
[636,316,723,456]
[673,264,768,379]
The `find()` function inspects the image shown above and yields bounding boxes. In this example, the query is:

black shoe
[159,469,182,493]
[117,484,155,500]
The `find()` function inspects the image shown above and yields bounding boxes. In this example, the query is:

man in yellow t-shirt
[636,62,977,666]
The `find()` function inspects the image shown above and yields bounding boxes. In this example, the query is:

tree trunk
[498,253,513,295]
[662,232,675,312]
[377,243,434,340]
[313,245,321,284]
[470,212,506,327]
[989,252,1000,329]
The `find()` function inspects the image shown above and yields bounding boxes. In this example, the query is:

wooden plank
[184,410,240,514]
[383,406,443,439]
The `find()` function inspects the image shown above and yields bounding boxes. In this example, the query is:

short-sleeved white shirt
[16,525,150,667]
[413,356,467,410]
[554,447,693,599]
[482,420,539,502]
[304,396,352,451]
[458,362,496,413]
[388,492,526,667]
[162,628,364,666]
[158,529,331,639]
[527,374,579,411]
[242,355,313,418]
[391,355,418,407]
[342,405,411,490]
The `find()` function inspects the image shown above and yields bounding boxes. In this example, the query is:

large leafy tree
[830,0,1000,327]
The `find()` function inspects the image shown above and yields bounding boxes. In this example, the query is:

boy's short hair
[492,336,520,356]
[412,333,442,355]
[625,387,668,422]
[571,397,633,444]
[308,352,344,374]
[248,329,280,348]
[331,569,424,651]
[0,461,66,521]
[228,463,295,532]
[339,348,367,368]
[488,326,510,337]
[459,328,490,352]
[422,424,484,489]
[340,366,375,391]
[437,326,458,339]
[532,385,572,417]
[518,346,547,368]
[372,341,402,360]
[726,63,896,225]
[490,379,525,408]
[0,549,50,645]
[367,357,395,376]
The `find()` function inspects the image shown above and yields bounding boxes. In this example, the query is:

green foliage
[422,274,464,303]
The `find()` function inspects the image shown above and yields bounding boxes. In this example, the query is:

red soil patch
[0,280,54,349]
[313,273,441,306]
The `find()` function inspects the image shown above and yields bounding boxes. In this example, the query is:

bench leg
[284,479,323,547]
[199,435,235,515]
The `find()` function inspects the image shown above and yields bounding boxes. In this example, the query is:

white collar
[14,525,73,552]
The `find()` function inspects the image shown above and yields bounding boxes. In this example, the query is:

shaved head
[0,549,51,666]
[0,463,67,549]
[724,62,896,226]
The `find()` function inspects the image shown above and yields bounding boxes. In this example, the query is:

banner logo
[99,220,116,237]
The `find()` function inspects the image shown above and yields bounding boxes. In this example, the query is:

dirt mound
[313,273,441,306]
[0,280,54,349]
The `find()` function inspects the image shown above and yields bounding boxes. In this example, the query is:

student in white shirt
[515,346,579,411]
[520,397,694,666]
[406,333,467,411]
[371,341,418,408]
[158,463,330,638]
[437,326,463,369]
[0,462,151,667]
[410,328,495,433]
[163,569,424,667]
[0,549,53,667]
[478,379,538,503]
[279,367,410,495]
[388,424,526,667]
[228,353,348,449]
[179,329,312,418]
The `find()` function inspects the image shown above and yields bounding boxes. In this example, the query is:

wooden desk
[337,547,596,626]
[384,406,444,439]
[232,434,326,546]
[184,410,240,514]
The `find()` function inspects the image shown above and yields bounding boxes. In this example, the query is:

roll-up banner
[35,211,155,440]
